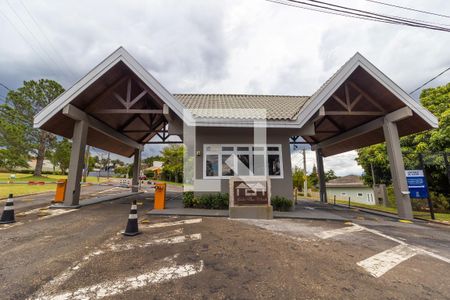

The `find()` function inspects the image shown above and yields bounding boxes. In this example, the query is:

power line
[267,0,450,32]
[268,0,401,26]
[365,0,450,19]
[4,0,71,80]
[0,9,53,73]
[409,67,450,95]
[289,0,450,31]
[18,0,76,78]
[0,82,11,91]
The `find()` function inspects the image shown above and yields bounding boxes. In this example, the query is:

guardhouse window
[203,144,283,178]
[206,154,219,177]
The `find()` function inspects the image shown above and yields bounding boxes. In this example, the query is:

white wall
[326,187,376,205]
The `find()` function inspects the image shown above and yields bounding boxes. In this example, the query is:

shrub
[144,169,155,179]
[430,191,450,212]
[271,196,293,211]
[183,192,229,210]
[183,191,195,208]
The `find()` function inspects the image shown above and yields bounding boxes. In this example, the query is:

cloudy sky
[1,0,449,175]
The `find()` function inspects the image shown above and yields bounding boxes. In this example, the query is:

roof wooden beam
[312,106,412,151]
[94,109,164,114]
[348,81,385,113]
[62,104,143,150]
[325,110,385,116]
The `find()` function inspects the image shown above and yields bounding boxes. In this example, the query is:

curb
[333,203,450,225]
[0,191,55,201]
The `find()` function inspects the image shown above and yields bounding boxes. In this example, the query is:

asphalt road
[0,184,118,211]
[0,192,449,299]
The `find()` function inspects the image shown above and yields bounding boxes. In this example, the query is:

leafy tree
[325,169,338,182]
[54,138,71,174]
[142,155,162,168]
[292,166,305,191]
[0,148,28,171]
[161,145,184,183]
[356,82,450,196]
[308,164,319,188]
[110,159,124,168]
[89,155,99,171]
[0,79,64,176]
[115,165,130,177]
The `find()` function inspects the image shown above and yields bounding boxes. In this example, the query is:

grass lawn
[0,172,110,199]
[332,199,450,222]
[0,172,109,183]
[0,184,56,199]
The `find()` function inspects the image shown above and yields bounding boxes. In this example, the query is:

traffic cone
[123,199,141,236]
[0,194,15,224]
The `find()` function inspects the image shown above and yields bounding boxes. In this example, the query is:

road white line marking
[411,246,450,264]
[142,218,202,229]
[108,234,202,252]
[357,244,417,278]
[35,255,203,300]
[352,224,407,245]
[39,209,77,220]
[0,221,24,230]
[315,224,364,239]
[32,228,190,299]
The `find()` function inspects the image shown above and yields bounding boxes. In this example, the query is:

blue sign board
[405,170,429,199]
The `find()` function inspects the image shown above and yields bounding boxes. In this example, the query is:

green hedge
[271,196,293,211]
[183,192,229,210]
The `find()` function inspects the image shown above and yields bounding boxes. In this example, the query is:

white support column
[64,120,88,207]
[132,148,141,193]
[316,149,327,203]
[383,120,413,219]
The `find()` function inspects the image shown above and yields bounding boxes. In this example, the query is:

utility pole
[83,145,90,183]
[370,163,376,188]
[303,149,308,197]
[106,152,111,180]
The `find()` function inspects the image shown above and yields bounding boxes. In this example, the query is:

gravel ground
[0,194,449,299]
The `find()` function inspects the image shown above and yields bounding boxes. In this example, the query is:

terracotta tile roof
[326,175,368,188]
[174,94,310,120]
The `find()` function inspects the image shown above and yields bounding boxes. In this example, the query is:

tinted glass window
[206,155,219,177]
[222,154,234,176]
[267,154,281,176]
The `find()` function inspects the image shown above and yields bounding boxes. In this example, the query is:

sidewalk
[147,195,377,222]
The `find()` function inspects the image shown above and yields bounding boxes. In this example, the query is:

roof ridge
[173,93,310,98]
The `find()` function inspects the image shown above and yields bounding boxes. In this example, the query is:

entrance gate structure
[34,48,437,219]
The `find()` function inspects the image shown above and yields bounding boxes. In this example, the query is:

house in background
[326,175,376,205]
[148,161,164,179]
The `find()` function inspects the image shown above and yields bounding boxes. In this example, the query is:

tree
[356,82,450,195]
[53,139,71,174]
[161,145,184,183]
[292,166,305,191]
[142,155,162,168]
[325,169,338,182]
[89,156,99,172]
[0,148,28,171]
[308,164,319,188]
[0,79,65,176]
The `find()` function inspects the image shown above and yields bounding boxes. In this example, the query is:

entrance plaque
[229,176,273,219]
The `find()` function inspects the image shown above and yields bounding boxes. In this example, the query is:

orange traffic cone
[0,194,15,224]
[123,199,141,236]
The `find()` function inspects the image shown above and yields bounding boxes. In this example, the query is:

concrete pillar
[316,149,327,203]
[132,148,141,193]
[383,120,413,219]
[64,120,88,207]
